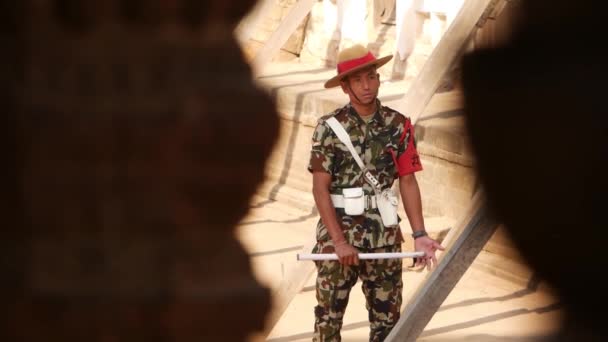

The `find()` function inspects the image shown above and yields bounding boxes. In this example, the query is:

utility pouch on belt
[376,188,399,227]
[342,187,365,216]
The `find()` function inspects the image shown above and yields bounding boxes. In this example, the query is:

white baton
[297,252,425,261]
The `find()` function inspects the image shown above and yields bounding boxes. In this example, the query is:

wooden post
[252,0,316,70]
[385,192,500,341]
[398,0,502,123]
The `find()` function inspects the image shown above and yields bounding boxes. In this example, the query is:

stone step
[237,197,317,292]
[248,194,313,220]
[256,180,315,213]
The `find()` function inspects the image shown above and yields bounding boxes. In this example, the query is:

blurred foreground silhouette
[1,1,278,341]
[462,1,607,340]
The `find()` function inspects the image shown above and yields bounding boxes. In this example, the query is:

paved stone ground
[238,196,563,342]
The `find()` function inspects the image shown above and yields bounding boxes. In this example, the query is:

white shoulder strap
[325,117,365,170]
[325,117,382,191]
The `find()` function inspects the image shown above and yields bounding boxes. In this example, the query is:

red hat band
[337,51,377,74]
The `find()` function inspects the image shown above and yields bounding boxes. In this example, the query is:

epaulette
[382,105,407,120]
[317,107,342,125]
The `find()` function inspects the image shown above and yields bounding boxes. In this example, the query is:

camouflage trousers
[313,244,403,342]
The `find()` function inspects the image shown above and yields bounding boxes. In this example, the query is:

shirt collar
[347,99,386,127]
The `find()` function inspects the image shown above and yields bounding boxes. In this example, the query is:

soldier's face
[341,66,380,105]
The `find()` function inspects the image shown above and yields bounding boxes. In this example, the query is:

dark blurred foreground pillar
[462,1,608,340]
[1,1,278,340]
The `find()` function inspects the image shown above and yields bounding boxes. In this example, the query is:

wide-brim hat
[324,44,393,88]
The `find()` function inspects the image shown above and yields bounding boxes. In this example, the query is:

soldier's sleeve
[307,119,335,175]
[396,118,423,176]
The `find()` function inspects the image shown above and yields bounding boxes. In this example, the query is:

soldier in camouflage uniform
[308,45,444,341]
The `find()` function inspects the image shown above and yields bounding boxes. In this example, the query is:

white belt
[330,194,377,209]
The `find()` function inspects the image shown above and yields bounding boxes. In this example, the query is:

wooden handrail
[397,0,502,124]
[385,192,500,341]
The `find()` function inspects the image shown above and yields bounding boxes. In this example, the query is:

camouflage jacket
[308,100,423,250]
